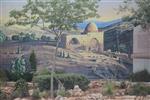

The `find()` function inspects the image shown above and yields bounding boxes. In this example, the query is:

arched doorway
[89,38,101,53]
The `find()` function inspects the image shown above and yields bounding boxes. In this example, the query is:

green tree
[8,0,100,98]
[11,56,26,79]
[29,50,37,71]
[120,0,150,27]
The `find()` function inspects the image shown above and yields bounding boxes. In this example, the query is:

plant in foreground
[11,79,29,98]
[32,89,41,99]
[103,81,115,96]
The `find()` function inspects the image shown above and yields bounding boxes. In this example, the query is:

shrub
[127,83,150,96]
[39,91,49,98]
[12,35,19,41]
[22,33,33,42]
[103,81,115,96]
[6,70,33,82]
[36,69,51,76]
[41,35,47,41]
[120,81,128,89]
[22,72,33,82]
[130,70,150,82]
[12,33,36,42]
[41,35,51,42]
[0,68,7,83]
[0,89,7,100]
[32,89,40,99]
[56,86,70,97]
[34,73,90,91]
[29,50,37,71]
[12,79,29,98]
[30,33,36,40]
[35,68,64,76]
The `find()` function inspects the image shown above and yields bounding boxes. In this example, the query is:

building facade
[133,25,150,73]
[60,23,104,53]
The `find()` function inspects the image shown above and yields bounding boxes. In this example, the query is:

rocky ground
[2,80,150,100]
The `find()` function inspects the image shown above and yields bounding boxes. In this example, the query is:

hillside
[0,41,132,80]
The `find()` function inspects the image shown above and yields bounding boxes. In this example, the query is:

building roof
[76,19,122,30]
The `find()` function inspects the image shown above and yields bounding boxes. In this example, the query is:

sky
[0,0,129,24]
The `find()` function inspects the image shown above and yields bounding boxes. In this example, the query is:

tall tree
[7,0,100,98]
[120,0,150,28]
[29,50,37,71]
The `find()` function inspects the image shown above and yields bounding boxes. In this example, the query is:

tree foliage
[120,0,150,27]
[8,0,100,37]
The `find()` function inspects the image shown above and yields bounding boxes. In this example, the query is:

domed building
[60,22,104,53]
[83,22,99,33]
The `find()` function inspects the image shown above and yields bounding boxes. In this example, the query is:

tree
[8,0,100,98]
[29,50,37,71]
[120,0,150,28]
[11,56,26,79]
[0,31,6,43]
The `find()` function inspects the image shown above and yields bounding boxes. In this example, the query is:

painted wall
[133,25,150,73]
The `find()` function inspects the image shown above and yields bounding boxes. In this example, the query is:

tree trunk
[50,34,61,99]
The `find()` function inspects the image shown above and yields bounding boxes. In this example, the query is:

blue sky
[0,0,128,24]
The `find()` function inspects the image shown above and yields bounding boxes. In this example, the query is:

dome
[84,22,98,33]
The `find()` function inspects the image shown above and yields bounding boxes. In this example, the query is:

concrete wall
[133,25,150,73]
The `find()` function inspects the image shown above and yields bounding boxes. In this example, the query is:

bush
[130,70,150,82]
[12,35,19,41]
[35,68,64,76]
[22,33,35,42]
[39,91,49,98]
[0,90,7,100]
[32,89,40,99]
[56,85,70,97]
[34,73,90,91]
[12,33,36,42]
[103,81,115,96]
[127,83,150,96]
[120,81,128,89]
[11,79,29,98]
[0,69,7,86]
[41,35,51,42]
[6,70,33,82]
[36,69,51,76]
